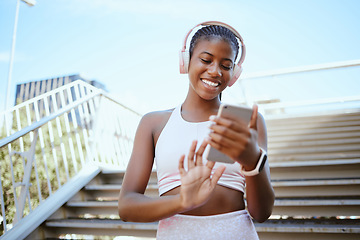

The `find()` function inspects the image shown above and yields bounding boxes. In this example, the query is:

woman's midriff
[162,185,245,216]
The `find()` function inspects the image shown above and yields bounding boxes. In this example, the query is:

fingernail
[209,115,216,121]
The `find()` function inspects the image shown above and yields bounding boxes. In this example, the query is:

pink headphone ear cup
[228,65,242,87]
[179,50,190,74]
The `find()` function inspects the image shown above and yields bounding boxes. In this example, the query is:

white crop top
[154,104,245,196]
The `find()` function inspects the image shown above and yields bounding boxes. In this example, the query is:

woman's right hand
[178,140,226,212]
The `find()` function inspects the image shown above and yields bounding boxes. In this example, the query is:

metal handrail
[240,59,360,80]
[235,59,360,115]
[0,80,142,235]
[259,95,360,116]
[0,91,101,148]
[1,80,98,115]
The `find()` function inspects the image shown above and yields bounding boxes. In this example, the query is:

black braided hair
[189,25,240,61]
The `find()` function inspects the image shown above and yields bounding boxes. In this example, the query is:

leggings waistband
[174,209,248,220]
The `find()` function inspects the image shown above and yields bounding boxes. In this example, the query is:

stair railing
[0,80,141,236]
[233,59,360,117]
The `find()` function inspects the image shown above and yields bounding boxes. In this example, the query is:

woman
[118,21,275,239]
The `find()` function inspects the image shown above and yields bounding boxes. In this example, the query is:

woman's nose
[207,63,222,77]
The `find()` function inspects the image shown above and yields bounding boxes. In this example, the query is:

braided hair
[189,25,240,61]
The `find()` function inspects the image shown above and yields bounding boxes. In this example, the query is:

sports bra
[154,104,245,196]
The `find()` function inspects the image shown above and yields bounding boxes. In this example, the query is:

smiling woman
[118,21,274,239]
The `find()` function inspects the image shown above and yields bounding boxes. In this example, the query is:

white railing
[227,59,360,117]
[0,80,141,236]
[258,95,360,118]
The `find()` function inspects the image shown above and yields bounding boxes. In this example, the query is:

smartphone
[205,103,253,164]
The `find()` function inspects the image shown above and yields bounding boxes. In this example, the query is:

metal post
[4,0,36,111]
[5,0,21,111]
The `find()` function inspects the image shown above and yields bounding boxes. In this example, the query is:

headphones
[179,21,246,87]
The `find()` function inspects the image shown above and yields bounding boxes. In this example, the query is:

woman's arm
[118,113,184,222]
[242,112,274,222]
[208,105,275,222]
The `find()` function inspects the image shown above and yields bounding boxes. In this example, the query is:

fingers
[195,140,208,166]
[249,105,258,130]
[178,154,186,176]
[210,115,247,133]
[187,139,209,168]
[205,159,216,169]
[205,158,225,186]
[208,105,259,147]
[209,124,246,143]
[210,165,226,186]
[187,140,197,169]
[208,118,249,155]
[209,105,259,131]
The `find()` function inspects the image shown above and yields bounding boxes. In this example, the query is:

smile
[201,79,220,87]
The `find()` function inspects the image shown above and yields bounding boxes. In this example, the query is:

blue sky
[1,0,359,114]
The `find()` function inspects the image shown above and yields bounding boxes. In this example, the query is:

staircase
[23,109,360,239]
[29,171,159,239]
[256,109,360,240]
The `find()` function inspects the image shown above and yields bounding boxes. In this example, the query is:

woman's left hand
[208,105,261,170]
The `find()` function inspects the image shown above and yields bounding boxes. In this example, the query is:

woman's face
[188,37,236,101]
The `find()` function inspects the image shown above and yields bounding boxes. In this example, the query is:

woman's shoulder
[142,108,175,122]
[139,108,175,131]
[139,108,176,143]
[145,108,175,118]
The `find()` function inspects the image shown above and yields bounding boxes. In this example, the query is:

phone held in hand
[205,103,253,164]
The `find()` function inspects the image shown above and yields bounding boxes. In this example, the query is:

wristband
[240,148,267,176]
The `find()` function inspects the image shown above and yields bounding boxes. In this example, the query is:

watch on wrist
[240,148,267,177]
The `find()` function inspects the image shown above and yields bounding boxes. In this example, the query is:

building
[15,74,106,105]
[13,74,106,125]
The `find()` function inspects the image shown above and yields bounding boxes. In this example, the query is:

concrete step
[270,159,360,180]
[76,178,360,202]
[272,198,360,217]
[268,132,360,143]
[83,183,159,201]
[44,218,158,238]
[269,138,360,149]
[65,197,360,219]
[255,218,360,240]
[267,120,360,132]
[44,217,360,240]
[268,145,360,156]
[265,111,360,127]
[90,170,157,185]
[64,178,360,211]
[267,126,360,138]
[80,178,360,201]
[65,201,119,217]
[268,152,360,162]
[272,178,360,198]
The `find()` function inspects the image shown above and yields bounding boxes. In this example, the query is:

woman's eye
[201,58,211,63]
[222,65,232,70]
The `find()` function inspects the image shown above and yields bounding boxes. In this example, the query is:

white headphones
[179,21,246,87]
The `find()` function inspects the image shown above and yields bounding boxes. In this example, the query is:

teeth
[202,79,219,87]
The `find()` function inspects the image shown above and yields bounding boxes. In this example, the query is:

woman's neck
[181,91,221,122]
